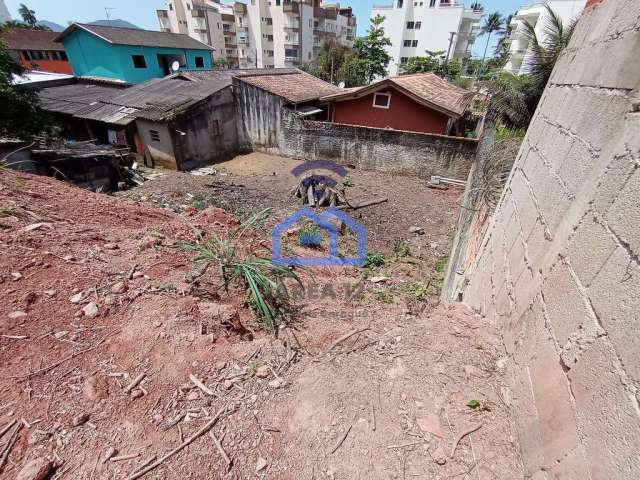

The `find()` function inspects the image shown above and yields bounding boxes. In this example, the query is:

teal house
[54,23,213,84]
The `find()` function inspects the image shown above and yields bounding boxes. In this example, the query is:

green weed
[364,252,385,268]
[434,258,449,273]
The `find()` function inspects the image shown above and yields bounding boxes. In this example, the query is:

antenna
[104,7,116,26]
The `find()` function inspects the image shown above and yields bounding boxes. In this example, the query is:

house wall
[15,52,72,74]
[447,1,640,478]
[330,86,452,135]
[136,120,176,169]
[234,80,285,153]
[281,109,476,179]
[62,29,212,83]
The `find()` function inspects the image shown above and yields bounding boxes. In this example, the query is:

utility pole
[444,31,456,71]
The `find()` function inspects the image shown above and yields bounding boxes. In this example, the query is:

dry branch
[450,423,482,458]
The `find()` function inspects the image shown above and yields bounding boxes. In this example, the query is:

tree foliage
[0,20,51,32]
[400,50,443,74]
[18,3,37,26]
[299,38,353,84]
[480,12,504,63]
[350,14,392,84]
[0,40,53,139]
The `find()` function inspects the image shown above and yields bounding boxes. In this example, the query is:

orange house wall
[330,87,452,135]
[19,58,73,75]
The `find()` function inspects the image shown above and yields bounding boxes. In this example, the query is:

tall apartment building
[503,0,586,75]
[0,0,12,24]
[157,0,356,69]
[372,0,483,76]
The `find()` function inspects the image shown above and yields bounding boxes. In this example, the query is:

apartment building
[503,0,586,75]
[157,0,356,69]
[0,0,11,24]
[372,0,483,76]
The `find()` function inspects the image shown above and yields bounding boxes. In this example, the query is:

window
[267,34,274,42]
[149,130,160,142]
[169,3,173,10]
[132,55,147,68]
[412,40,418,47]
[403,40,411,47]
[397,0,403,7]
[415,21,421,29]
[276,0,280,5]
[308,52,311,59]
[373,92,391,109]
[429,0,436,6]
[406,21,414,29]
[186,3,191,9]
[400,57,408,64]
[195,56,204,68]
[266,17,273,25]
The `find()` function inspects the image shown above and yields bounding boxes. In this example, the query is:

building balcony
[161,27,172,33]
[223,29,236,35]
[236,26,248,32]
[234,3,247,14]
[372,4,394,10]
[283,2,300,14]
[221,13,235,22]
[238,38,250,45]
[192,9,206,18]
[157,9,168,18]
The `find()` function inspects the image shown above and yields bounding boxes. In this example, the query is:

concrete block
[606,0,640,37]
[568,337,640,479]
[530,329,579,467]
[513,175,540,241]
[565,212,618,287]
[525,218,553,272]
[529,164,571,236]
[557,139,596,197]
[513,266,536,318]
[604,165,640,259]
[542,262,597,352]
[588,246,640,383]
[511,294,544,366]
[508,363,545,477]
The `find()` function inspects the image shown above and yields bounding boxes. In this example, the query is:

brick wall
[280,110,478,180]
[450,1,640,478]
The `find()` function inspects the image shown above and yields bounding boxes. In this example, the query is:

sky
[6,0,524,56]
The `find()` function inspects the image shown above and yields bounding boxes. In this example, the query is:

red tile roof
[0,28,65,52]
[236,71,343,104]
[321,73,474,118]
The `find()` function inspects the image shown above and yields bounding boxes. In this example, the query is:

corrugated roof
[236,71,343,104]
[321,73,474,118]
[1,29,65,51]
[54,23,213,51]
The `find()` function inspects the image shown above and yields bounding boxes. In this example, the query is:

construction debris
[290,177,351,208]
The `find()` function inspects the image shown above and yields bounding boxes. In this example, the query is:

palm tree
[522,4,576,93]
[480,12,504,64]
[18,3,37,26]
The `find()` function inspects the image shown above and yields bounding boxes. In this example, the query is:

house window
[266,18,273,25]
[429,0,436,6]
[169,3,173,10]
[276,0,280,5]
[397,0,403,7]
[415,21,421,29]
[132,55,147,68]
[149,130,160,142]
[412,40,418,47]
[406,21,414,29]
[373,92,391,109]
[403,40,411,47]
[400,57,408,64]
[195,56,204,68]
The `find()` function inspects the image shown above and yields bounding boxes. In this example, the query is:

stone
[132,271,144,279]
[83,376,107,402]
[63,255,76,262]
[71,412,89,427]
[255,457,268,472]
[22,223,46,232]
[409,226,425,235]
[131,389,144,399]
[69,292,84,304]
[103,243,119,250]
[82,302,99,318]
[369,276,390,284]
[255,366,270,378]
[11,272,22,281]
[110,281,127,294]
[417,414,443,438]
[432,445,447,465]
[8,311,27,319]
[102,447,117,463]
[186,390,200,401]
[268,378,284,389]
[16,457,53,480]
[44,290,57,297]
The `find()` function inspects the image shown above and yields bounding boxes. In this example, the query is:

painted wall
[16,54,72,74]
[330,87,452,135]
[447,1,640,477]
[62,29,212,83]
[234,80,284,153]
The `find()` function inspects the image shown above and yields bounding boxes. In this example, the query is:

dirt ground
[0,161,523,480]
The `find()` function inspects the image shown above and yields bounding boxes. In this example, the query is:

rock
[69,292,85,304]
[131,389,144,399]
[409,226,425,235]
[103,243,119,250]
[63,255,76,262]
[496,357,508,369]
[255,366,270,378]
[22,223,47,233]
[11,272,23,281]
[71,412,89,427]
[417,414,443,438]
[103,295,117,306]
[102,447,117,464]
[83,376,108,402]
[223,379,235,390]
[369,276,390,284]
[44,290,57,297]
[268,378,284,389]
[132,271,144,279]
[255,457,268,472]
[8,311,27,319]
[215,361,227,371]
[82,302,99,318]
[432,445,447,465]
[16,457,53,480]
[110,281,127,294]
[186,390,200,401]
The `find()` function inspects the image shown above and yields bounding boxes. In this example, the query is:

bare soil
[0,160,522,480]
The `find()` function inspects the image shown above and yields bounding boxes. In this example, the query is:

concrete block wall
[457,1,640,478]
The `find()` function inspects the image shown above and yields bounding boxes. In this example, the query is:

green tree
[479,12,504,65]
[0,20,50,32]
[0,40,53,139]
[299,38,353,84]
[336,54,367,87]
[18,3,37,26]
[400,50,443,75]
[351,14,392,84]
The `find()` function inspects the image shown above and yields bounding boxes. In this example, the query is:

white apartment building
[157,0,356,69]
[0,0,11,24]
[503,0,586,75]
[371,0,483,76]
